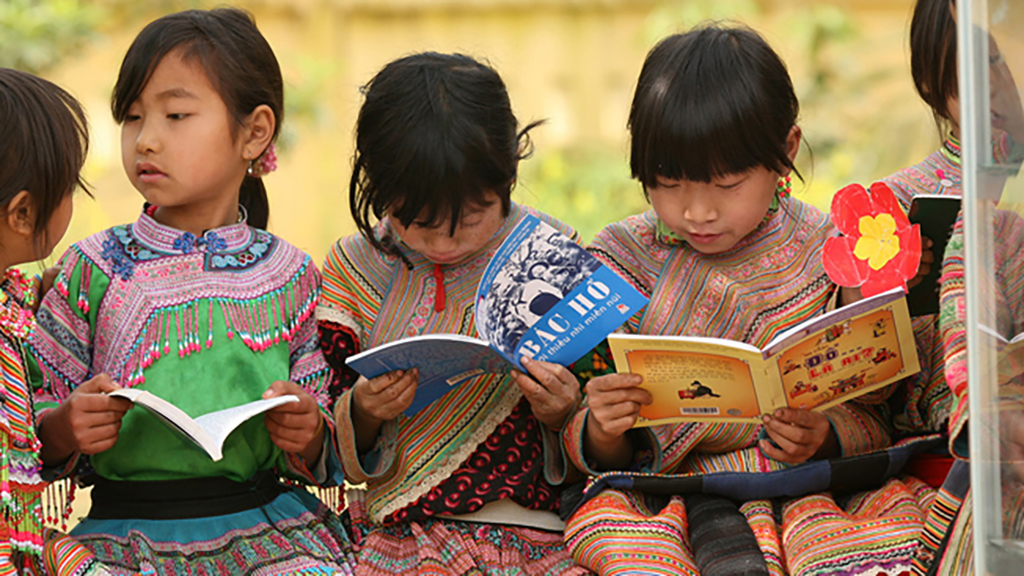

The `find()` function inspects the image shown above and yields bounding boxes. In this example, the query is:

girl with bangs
[316,53,588,574]
[562,24,935,576]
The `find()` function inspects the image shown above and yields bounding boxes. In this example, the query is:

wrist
[584,417,633,471]
[813,427,841,460]
[39,406,76,466]
[299,416,326,465]
[351,393,385,430]
[588,419,623,447]
[348,393,385,454]
[544,395,582,433]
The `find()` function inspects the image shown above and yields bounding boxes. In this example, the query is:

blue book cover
[346,215,649,416]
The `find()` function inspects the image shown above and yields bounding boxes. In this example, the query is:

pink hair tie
[247,143,278,178]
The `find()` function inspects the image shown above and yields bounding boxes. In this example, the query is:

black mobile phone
[906,195,961,317]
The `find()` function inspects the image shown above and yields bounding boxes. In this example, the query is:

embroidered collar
[133,205,253,255]
[655,194,782,248]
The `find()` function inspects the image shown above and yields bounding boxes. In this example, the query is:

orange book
[608,288,920,426]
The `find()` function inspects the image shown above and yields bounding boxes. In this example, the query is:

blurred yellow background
[8,0,940,265]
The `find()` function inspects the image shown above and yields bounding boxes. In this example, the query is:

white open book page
[110,388,298,461]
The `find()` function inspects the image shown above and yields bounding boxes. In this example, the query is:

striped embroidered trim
[0,298,45,555]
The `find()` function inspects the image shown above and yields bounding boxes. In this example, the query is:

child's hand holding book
[350,369,419,452]
[263,381,328,465]
[40,373,131,465]
[510,356,582,432]
[582,373,652,471]
[759,408,839,464]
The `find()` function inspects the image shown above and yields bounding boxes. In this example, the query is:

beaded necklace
[941,135,962,165]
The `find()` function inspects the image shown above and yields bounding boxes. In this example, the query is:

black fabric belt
[89,471,288,520]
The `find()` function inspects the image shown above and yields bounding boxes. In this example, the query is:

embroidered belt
[89,471,287,520]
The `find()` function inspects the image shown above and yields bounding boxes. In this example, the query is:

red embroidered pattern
[386,397,557,523]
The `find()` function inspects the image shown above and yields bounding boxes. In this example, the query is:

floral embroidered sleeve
[893,315,952,436]
[29,247,106,480]
[563,341,658,476]
[822,401,893,456]
[316,243,366,399]
[316,241,397,484]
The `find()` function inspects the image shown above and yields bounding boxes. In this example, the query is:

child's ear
[4,191,36,238]
[242,104,276,162]
[784,126,802,170]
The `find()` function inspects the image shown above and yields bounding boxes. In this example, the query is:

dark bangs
[351,52,535,257]
[111,17,212,124]
[111,9,282,130]
[629,24,799,188]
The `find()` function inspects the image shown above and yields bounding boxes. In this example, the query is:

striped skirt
[347,495,589,575]
[565,476,936,576]
[66,488,354,576]
[41,530,113,576]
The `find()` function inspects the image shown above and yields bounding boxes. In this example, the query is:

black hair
[349,52,539,260]
[0,68,89,248]
[111,8,282,229]
[629,23,800,190]
[910,0,958,132]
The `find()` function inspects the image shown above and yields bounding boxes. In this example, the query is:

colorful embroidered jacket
[30,208,339,486]
[564,197,894,476]
[922,138,1024,576]
[880,139,961,437]
[317,203,571,525]
[0,274,45,574]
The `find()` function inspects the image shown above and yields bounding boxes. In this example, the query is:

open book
[346,214,649,416]
[608,288,921,426]
[110,388,299,461]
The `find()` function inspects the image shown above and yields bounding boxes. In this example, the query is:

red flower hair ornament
[822,182,921,297]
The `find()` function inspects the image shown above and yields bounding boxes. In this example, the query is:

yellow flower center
[853,213,900,271]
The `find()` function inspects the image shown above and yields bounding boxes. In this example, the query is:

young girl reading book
[30,9,352,575]
[562,24,936,576]
[0,67,112,576]
[316,52,588,574]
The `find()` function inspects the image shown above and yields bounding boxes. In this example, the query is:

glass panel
[960,0,1024,572]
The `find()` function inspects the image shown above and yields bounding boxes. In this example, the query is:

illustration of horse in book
[678,380,721,399]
